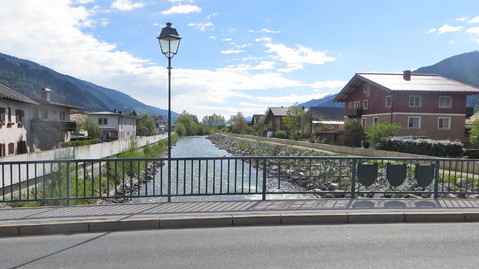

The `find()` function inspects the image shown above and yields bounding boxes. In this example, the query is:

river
[131,136,313,203]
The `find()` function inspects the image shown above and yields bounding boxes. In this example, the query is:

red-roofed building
[333,71,479,141]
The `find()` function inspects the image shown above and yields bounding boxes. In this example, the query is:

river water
[131,136,312,203]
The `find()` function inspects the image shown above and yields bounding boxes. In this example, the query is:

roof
[88,111,137,118]
[308,106,344,121]
[0,81,38,105]
[334,72,479,102]
[32,98,85,110]
[268,107,289,117]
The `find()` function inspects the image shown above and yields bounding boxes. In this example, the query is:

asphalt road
[2,223,479,268]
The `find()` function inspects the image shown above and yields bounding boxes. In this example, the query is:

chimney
[41,88,51,101]
[403,70,411,81]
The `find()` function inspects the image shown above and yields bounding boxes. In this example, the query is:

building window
[0,143,5,157]
[363,84,370,97]
[361,118,366,128]
[408,117,421,129]
[349,102,353,109]
[0,107,5,123]
[385,96,392,108]
[354,101,361,109]
[363,100,368,110]
[439,96,452,108]
[17,141,27,154]
[60,112,65,121]
[373,117,379,125]
[15,109,25,124]
[41,110,48,120]
[438,117,451,130]
[7,107,12,122]
[98,118,108,125]
[409,95,422,108]
[8,143,14,155]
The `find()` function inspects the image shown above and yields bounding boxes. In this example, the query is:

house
[0,84,83,155]
[154,115,167,134]
[30,88,84,149]
[308,106,344,143]
[333,71,479,141]
[88,111,137,141]
[0,81,37,156]
[264,107,289,137]
[250,114,263,127]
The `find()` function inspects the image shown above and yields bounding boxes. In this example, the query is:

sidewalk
[2,198,479,236]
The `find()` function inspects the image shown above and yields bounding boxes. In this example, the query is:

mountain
[298,93,344,109]
[414,51,479,107]
[0,52,178,120]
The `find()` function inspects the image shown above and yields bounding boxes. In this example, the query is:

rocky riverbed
[207,134,479,199]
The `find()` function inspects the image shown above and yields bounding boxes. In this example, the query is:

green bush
[61,139,100,148]
[365,123,402,146]
[378,137,464,157]
[272,130,287,139]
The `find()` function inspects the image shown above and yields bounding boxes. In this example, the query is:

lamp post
[157,22,181,202]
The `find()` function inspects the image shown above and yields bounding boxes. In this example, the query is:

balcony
[31,119,77,132]
[346,108,363,118]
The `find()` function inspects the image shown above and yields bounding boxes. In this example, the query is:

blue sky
[1,0,479,119]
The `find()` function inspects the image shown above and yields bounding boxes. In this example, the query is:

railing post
[351,159,357,199]
[66,161,71,206]
[262,158,267,201]
[434,160,440,199]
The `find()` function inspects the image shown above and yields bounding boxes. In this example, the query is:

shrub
[378,137,464,157]
[61,139,100,148]
[272,130,287,139]
[342,120,365,147]
[365,123,402,146]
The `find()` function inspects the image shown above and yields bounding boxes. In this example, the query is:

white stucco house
[0,82,84,156]
[88,111,137,141]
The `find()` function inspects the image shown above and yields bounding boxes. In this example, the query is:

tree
[365,123,402,146]
[252,114,267,136]
[136,114,155,136]
[176,111,198,136]
[202,114,225,128]
[470,120,479,147]
[342,120,365,147]
[283,105,310,140]
[77,116,102,139]
[230,112,248,134]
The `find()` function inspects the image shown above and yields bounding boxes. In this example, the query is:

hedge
[377,137,464,157]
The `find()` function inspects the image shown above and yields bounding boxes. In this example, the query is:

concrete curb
[2,211,479,237]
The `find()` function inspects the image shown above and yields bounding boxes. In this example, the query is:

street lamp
[157,22,181,202]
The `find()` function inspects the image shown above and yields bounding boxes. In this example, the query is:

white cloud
[162,4,201,15]
[468,17,479,23]
[427,28,437,34]
[249,28,280,34]
[438,24,463,34]
[222,38,232,42]
[309,80,347,89]
[456,17,469,22]
[262,41,335,72]
[188,22,213,31]
[0,0,337,119]
[221,49,244,54]
[466,27,479,35]
[111,0,144,11]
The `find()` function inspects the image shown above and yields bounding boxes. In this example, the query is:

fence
[1,156,478,204]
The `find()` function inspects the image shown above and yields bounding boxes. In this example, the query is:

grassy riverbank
[10,135,178,207]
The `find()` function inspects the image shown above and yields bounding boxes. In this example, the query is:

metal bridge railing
[1,156,478,204]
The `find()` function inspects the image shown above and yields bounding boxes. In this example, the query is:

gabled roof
[334,72,479,102]
[88,111,137,118]
[308,106,344,121]
[268,107,289,117]
[32,98,85,110]
[0,81,38,105]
